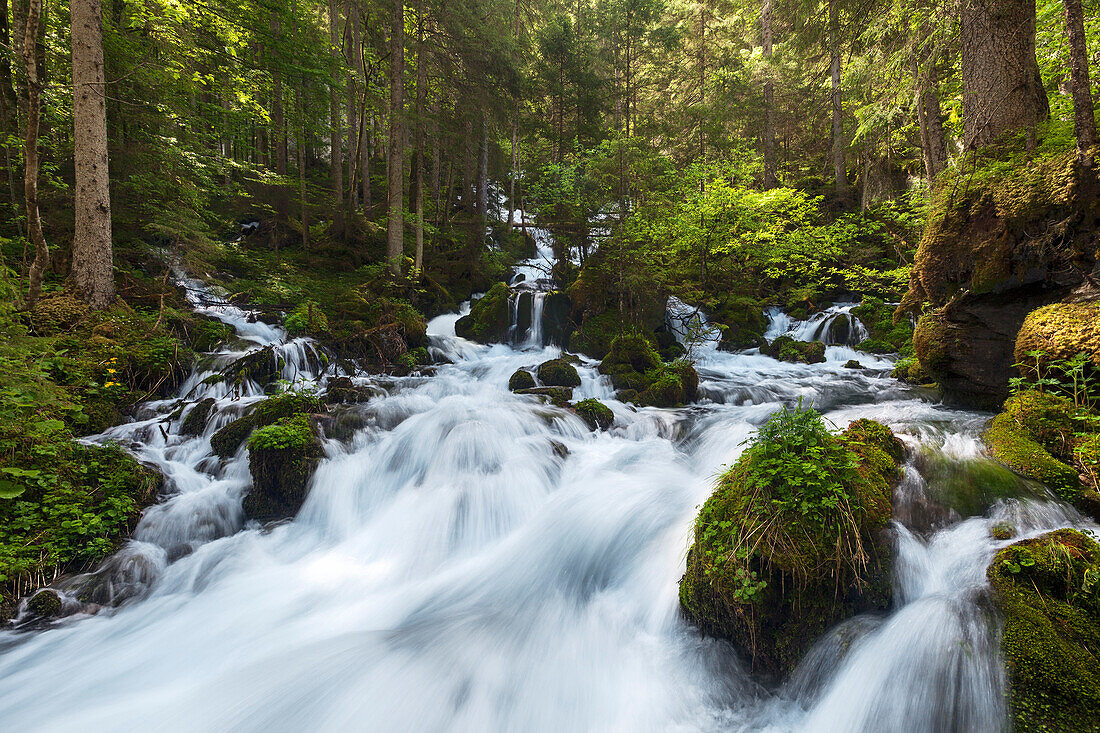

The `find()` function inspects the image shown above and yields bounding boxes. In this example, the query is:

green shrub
[284,301,329,336]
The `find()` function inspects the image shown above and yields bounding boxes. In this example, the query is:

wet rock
[223,346,282,389]
[180,397,217,436]
[761,336,827,364]
[515,387,572,407]
[324,376,376,404]
[26,589,63,618]
[843,359,863,369]
[455,283,511,344]
[573,399,614,430]
[537,359,581,388]
[680,415,900,679]
[244,415,324,522]
[210,393,323,458]
[988,529,1100,731]
[509,369,536,391]
[712,295,767,351]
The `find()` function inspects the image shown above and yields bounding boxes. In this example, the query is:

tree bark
[386,0,404,274]
[1061,0,1095,164]
[960,0,1049,149]
[345,3,357,208]
[761,0,776,188]
[329,0,344,230]
[413,0,426,273]
[297,85,309,250]
[71,0,115,309]
[477,115,488,237]
[828,0,845,191]
[353,6,370,211]
[23,0,47,309]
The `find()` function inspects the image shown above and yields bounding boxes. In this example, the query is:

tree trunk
[355,8,370,211]
[0,0,17,133]
[915,58,948,182]
[1062,0,1095,164]
[23,0,47,309]
[386,0,404,274]
[297,85,308,250]
[413,0,426,273]
[329,0,344,230]
[761,0,776,188]
[477,115,488,236]
[71,0,115,309]
[960,0,1049,150]
[828,0,845,191]
[270,14,288,228]
[345,4,357,208]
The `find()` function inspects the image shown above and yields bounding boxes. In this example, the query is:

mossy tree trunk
[22,0,47,310]
[328,0,344,233]
[960,0,1048,150]
[1061,0,1095,165]
[828,0,845,192]
[386,0,405,276]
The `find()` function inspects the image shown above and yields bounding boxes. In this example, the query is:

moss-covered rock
[679,410,898,678]
[537,359,581,388]
[597,335,698,407]
[515,386,572,407]
[244,414,324,522]
[209,393,322,458]
[711,296,767,351]
[455,283,511,344]
[988,529,1100,732]
[508,369,536,391]
[180,398,217,437]
[843,359,863,369]
[573,399,614,430]
[762,336,827,364]
[852,296,913,355]
[1015,302,1100,380]
[983,412,1080,503]
[598,334,662,390]
[891,356,932,384]
[223,346,282,389]
[899,147,1099,409]
[29,293,92,336]
[636,361,699,407]
[323,376,376,404]
[26,589,63,618]
[1002,390,1080,460]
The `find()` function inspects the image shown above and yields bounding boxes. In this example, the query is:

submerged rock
[244,414,324,522]
[680,413,901,679]
[988,529,1100,732]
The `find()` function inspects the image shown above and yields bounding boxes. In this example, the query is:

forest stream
[0,240,1094,733]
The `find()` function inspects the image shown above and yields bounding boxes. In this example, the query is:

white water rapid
[0,273,1094,732]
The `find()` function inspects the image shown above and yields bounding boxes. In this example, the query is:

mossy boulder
[536,359,581,388]
[852,296,913,354]
[712,296,767,351]
[210,392,322,458]
[515,386,572,407]
[542,291,571,345]
[891,356,932,384]
[762,336,827,364]
[843,359,863,369]
[988,529,1100,732]
[223,346,282,389]
[244,414,324,522]
[1002,390,1079,460]
[899,147,1099,409]
[597,335,698,407]
[323,376,376,404]
[1015,302,1100,380]
[508,369,536,391]
[679,410,898,679]
[180,398,217,437]
[598,334,662,390]
[455,283,511,344]
[983,412,1080,503]
[29,293,92,336]
[26,589,63,618]
[573,399,614,430]
[636,361,699,408]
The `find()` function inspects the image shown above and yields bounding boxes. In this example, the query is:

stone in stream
[210,392,322,458]
[180,397,217,436]
[509,369,536,391]
[244,414,324,522]
[536,358,581,388]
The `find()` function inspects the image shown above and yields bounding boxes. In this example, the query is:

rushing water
[0,270,1094,732]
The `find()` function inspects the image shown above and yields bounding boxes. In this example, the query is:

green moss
[988,529,1100,732]
[244,415,324,522]
[679,409,898,678]
[284,300,329,337]
[891,356,931,384]
[514,386,573,407]
[567,311,623,359]
[1003,390,1080,460]
[29,294,92,336]
[537,359,581,388]
[635,360,699,407]
[573,399,614,430]
[180,397,216,437]
[853,296,914,355]
[762,336,826,364]
[1074,434,1100,495]
[509,369,536,391]
[1015,302,1100,380]
[919,452,1037,517]
[710,295,766,350]
[983,412,1080,503]
[27,589,62,617]
[454,283,511,344]
[210,393,321,458]
[223,346,282,389]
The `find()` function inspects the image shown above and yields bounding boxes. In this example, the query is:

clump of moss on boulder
[761,336,826,364]
[514,386,573,407]
[573,399,614,430]
[853,296,913,355]
[455,283,511,344]
[223,346,283,389]
[210,392,322,458]
[1015,302,1100,380]
[180,398,217,436]
[988,528,1100,732]
[537,358,581,388]
[244,414,324,522]
[891,356,932,384]
[509,369,536,391]
[595,334,699,407]
[710,295,767,351]
[679,408,900,678]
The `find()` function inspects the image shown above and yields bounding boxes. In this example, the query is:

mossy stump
[988,529,1100,732]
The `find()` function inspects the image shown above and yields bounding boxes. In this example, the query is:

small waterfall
[665,296,721,349]
[766,303,869,347]
[525,292,546,348]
